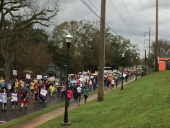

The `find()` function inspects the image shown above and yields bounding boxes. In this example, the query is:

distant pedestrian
[30,81,35,98]
[83,86,89,103]
[107,75,111,87]
[67,88,73,106]
[34,86,38,103]
[92,79,97,91]
[39,85,47,103]
[11,89,18,110]
[115,75,118,88]
[1,88,7,112]
[111,78,115,89]
[73,88,78,106]
[19,91,29,111]
[77,85,82,103]
[61,84,66,98]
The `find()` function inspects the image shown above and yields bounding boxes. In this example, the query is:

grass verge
[35,71,170,128]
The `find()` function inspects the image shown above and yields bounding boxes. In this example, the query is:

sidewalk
[10,79,134,128]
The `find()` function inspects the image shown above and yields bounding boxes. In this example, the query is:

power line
[87,0,123,37]
[109,0,142,42]
[80,0,120,36]
[121,0,143,36]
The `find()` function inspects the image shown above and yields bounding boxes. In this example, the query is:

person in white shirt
[111,78,115,89]
[76,85,82,103]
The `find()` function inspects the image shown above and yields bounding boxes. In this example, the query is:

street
[0,95,65,123]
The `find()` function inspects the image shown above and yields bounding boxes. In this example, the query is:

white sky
[47,0,170,58]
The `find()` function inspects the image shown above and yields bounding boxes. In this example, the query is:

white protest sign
[11,93,18,102]
[8,83,12,89]
[2,93,7,103]
[40,89,47,96]
[37,75,42,80]
[13,70,17,75]
[26,74,31,79]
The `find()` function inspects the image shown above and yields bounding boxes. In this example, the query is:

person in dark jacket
[73,88,78,106]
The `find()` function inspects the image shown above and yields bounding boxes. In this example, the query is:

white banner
[11,93,18,102]
[40,89,47,96]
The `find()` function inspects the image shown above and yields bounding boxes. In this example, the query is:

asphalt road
[0,94,66,123]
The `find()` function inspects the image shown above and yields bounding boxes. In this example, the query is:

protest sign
[11,93,18,102]
[40,89,47,96]
[1,93,7,103]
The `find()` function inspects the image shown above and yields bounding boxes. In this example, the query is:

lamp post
[136,56,138,80]
[61,33,72,126]
[121,53,124,90]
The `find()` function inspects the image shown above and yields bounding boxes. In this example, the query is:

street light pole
[61,33,72,126]
[136,56,138,80]
[144,27,150,58]
[121,53,124,90]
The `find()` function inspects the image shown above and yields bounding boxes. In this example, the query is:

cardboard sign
[26,74,31,79]
[11,93,18,102]
[1,93,7,103]
[13,70,17,75]
[37,75,42,80]
[40,89,47,96]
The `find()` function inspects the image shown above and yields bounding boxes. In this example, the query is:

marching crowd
[0,75,92,112]
[0,69,137,113]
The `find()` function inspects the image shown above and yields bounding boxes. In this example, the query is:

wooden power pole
[98,0,106,101]
[155,0,159,71]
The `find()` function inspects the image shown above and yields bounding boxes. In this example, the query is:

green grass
[35,71,170,128]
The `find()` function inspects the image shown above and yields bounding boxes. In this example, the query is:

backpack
[1,81,6,88]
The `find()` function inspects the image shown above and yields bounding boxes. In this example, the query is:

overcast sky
[48,0,170,58]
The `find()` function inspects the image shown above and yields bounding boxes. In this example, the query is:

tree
[10,27,52,79]
[0,0,60,81]
[149,39,170,68]
[52,20,100,73]
[105,34,139,69]
[51,20,139,73]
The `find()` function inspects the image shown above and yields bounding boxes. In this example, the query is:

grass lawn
[36,71,170,128]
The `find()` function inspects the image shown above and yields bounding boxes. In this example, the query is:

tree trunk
[4,58,10,82]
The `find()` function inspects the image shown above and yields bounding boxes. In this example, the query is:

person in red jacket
[67,87,73,106]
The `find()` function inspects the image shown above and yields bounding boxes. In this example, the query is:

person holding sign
[1,89,7,112]
[19,91,29,111]
[11,89,18,110]
[40,85,47,102]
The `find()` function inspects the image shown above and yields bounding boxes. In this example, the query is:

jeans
[74,98,78,105]
[67,98,71,106]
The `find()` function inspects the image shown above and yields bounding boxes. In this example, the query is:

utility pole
[98,0,106,102]
[145,50,146,75]
[144,27,151,58]
[155,0,159,71]
[149,27,150,58]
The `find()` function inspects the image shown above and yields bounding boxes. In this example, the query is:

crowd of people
[0,69,139,113]
[0,75,91,112]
